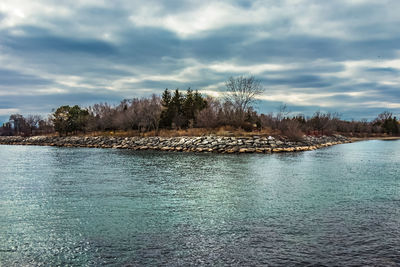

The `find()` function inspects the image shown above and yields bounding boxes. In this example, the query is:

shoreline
[0,135,351,153]
[350,136,400,142]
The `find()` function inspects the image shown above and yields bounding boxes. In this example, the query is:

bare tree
[378,111,393,121]
[137,95,162,133]
[276,104,290,123]
[26,115,42,135]
[87,103,115,131]
[38,116,54,134]
[147,94,162,132]
[196,97,221,128]
[308,111,336,135]
[9,114,28,135]
[224,75,264,115]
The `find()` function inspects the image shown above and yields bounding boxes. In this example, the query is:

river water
[0,140,399,266]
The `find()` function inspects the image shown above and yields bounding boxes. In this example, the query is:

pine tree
[159,89,173,128]
[393,117,399,134]
[194,90,207,111]
[170,89,184,128]
[161,88,171,107]
[158,88,207,129]
[183,88,195,127]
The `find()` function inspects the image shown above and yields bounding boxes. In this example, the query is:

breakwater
[0,135,350,153]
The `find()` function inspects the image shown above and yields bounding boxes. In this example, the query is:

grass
[29,128,400,140]
[79,126,278,138]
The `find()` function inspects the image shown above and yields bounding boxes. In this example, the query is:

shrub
[280,120,304,141]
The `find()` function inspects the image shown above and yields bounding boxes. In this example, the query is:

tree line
[1,76,399,139]
[0,114,53,136]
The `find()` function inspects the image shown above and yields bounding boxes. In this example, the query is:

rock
[0,134,350,154]
[282,147,294,152]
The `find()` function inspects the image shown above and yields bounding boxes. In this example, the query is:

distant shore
[0,135,351,153]
[350,136,400,142]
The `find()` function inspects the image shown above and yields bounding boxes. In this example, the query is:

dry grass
[349,133,400,142]
[76,127,278,138]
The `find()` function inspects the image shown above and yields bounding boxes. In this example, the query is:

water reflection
[0,141,400,265]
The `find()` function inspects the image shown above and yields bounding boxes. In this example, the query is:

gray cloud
[0,0,400,123]
[1,27,117,56]
[0,68,51,86]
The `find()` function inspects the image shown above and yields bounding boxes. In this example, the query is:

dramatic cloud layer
[1,0,400,122]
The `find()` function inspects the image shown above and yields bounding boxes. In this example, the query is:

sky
[1,0,400,123]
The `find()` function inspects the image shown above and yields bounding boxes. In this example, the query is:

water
[0,140,400,266]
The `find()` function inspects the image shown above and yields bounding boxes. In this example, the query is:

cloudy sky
[1,0,400,123]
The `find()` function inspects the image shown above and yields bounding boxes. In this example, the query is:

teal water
[0,140,400,266]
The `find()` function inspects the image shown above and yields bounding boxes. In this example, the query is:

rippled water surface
[1,140,400,266]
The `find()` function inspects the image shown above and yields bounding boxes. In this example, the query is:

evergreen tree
[158,88,207,129]
[170,89,184,128]
[161,88,171,107]
[171,89,183,112]
[52,105,89,136]
[69,105,89,133]
[393,117,399,134]
[53,106,71,136]
[183,89,195,127]
[159,89,173,128]
[194,90,207,111]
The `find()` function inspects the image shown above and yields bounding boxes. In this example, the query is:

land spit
[0,135,351,153]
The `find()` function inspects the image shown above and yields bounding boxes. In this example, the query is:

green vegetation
[53,105,89,136]
[159,89,207,129]
[1,75,399,139]
[373,111,399,135]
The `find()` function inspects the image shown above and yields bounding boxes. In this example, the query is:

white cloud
[1,0,400,118]
[0,108,19,115]
[125,0,400,40]
[363,101,400,109]
[129,2,276,38]
[0,1,72,29]
[209,62,294,74]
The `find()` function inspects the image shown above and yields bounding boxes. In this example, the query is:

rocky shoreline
[0,135,351,153]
